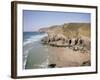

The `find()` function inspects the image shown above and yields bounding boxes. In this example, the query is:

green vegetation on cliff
[62,23,90,38]
[39,23,90,38]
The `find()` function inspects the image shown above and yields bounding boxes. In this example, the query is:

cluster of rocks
[41,33,90,52]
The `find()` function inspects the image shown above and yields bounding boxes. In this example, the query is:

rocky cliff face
[39,23,90,39]
[39,23,90,51]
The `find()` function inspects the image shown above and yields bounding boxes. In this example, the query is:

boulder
[48,64,56,68]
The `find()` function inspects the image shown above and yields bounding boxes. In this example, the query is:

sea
[23,32,50,69]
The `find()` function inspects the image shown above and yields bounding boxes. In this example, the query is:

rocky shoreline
[41,35,90,53]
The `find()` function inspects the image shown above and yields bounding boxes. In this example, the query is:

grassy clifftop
[39,23,90,38]
[62,23,90,38]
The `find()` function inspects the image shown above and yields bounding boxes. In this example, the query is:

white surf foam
[23,33,48,69]
[23,47,33,69]
[24,33,47,46]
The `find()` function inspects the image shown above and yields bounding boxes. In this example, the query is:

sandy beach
[25,40,90,69]
[47,45,90,67]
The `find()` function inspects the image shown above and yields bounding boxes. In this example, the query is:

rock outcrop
[39,23,90,52]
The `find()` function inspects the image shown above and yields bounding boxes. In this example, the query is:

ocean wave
[23,33,47,69]
[23,33,47,46]
[23,47,33,69]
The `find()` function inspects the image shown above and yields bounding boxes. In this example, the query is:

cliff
[39,23,90,38]
[39,23,90,51]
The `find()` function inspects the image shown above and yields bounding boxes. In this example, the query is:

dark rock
[78,39,83,45]
[74,39,78,45]
[81,60,91,66]
[48,64,56,68]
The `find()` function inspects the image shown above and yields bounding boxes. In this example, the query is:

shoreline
[24,40,90,69]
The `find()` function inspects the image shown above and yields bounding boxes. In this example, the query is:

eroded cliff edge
[39,23,91,66]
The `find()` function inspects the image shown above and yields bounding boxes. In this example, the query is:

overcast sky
[23,10,90,32]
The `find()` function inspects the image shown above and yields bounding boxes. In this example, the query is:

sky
[23,10,91,32]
